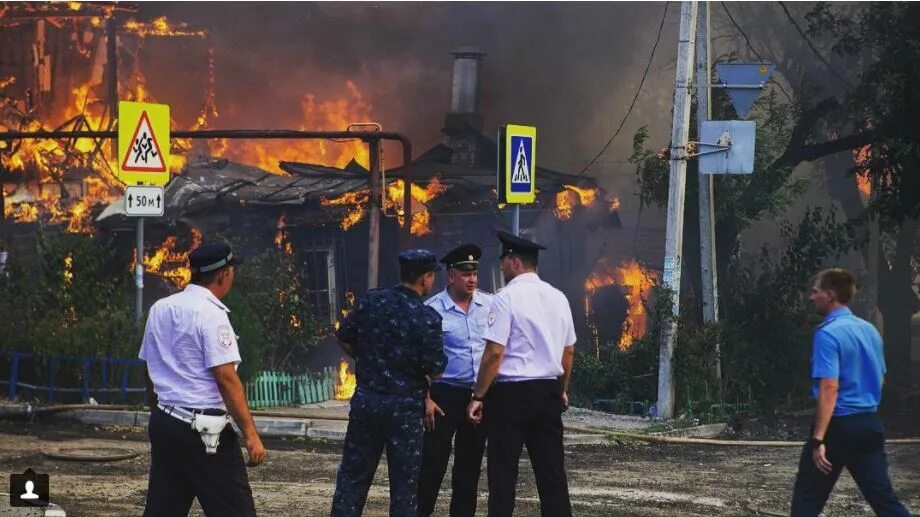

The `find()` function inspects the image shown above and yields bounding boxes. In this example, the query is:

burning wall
[585,258,659,354]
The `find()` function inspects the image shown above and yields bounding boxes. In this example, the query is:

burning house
[1,5,659,378]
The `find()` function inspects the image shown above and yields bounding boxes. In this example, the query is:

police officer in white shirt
[467,231,575,517]
[418,244,493,517]
[139,242,265,517]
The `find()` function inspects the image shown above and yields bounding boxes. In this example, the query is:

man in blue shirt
[791,268,910,516]
[417,244,493,517]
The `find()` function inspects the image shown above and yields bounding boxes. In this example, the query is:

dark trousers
[791,412,910,517]
[484,379,571,517]
[417,383,487,517]
[144,406,256,517]
[331,389,425,517]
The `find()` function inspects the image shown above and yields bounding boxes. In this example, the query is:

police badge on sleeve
[218,325,234,348]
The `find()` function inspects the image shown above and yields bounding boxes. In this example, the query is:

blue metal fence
[2,352,148,404]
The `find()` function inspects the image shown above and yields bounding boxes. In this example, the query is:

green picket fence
[244,367,336,409]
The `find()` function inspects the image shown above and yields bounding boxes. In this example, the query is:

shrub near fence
[244,367,336,409]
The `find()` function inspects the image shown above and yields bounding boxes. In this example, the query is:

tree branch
[769,96,878,171]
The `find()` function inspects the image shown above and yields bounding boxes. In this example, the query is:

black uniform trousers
[144,406,256,517]
[790,412,910,517]
[331,389,425,517]
[417,383,487,517]
[484,379,571,517]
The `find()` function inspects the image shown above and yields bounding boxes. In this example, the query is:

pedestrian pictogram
[512,140,531,184]
[118,101,171,186]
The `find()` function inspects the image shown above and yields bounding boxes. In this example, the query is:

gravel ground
[1,418,918,516]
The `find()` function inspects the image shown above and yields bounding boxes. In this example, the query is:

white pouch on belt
[190,413,230,454]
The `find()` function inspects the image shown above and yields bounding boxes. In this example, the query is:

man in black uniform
[331,249,448,517]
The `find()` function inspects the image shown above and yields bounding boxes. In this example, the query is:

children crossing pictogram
[121,111,166,172]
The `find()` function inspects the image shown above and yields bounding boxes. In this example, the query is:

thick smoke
[139,2,676,209]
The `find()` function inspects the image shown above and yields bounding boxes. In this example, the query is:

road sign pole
[657,0,698,420]
[367,140,381,289]
[512,205,520,237]
[696,1,721,382]
[135,216,144,326]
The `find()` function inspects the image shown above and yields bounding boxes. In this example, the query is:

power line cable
[777,1,853,90]
[575,1,670,179]
[720,2,794,104]
[520,1,671,232]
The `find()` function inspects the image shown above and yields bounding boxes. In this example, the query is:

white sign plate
[125,185,165,217]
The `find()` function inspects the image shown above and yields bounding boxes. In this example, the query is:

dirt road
[1,421,918,516]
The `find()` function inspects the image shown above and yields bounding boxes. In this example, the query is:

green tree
[804,1,920,396]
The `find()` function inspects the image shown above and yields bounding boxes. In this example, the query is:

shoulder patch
[217,324,233,348]
[488,312,496,327]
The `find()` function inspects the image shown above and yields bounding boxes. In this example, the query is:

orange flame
[334,358,357,400]
[321,177,449,236]
[220,81,372,174]
[121,16,208,38]
[554,184,598,221]
[853,145,872,199]
[141,228,202,288]
[385,177,449,236]
[274,213,293,255]
[585,258,658,352]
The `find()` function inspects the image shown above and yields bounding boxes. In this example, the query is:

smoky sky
[133,2,677,202]
[132,2,845,223]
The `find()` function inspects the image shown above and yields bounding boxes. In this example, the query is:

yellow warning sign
[118,101,170,186]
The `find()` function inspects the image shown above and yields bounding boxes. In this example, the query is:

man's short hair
[400,266,430,284]
[508,252,538,269]
[815,268,856,304]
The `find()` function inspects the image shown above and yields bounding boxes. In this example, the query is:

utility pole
[367,140,381,289]
[106,13,118,160]
[696,1,721,382]
[135,216,144,326]
[0,160,6,245]
[657,0,698,419]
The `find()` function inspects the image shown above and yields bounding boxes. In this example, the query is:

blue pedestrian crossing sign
[499,124,537,204]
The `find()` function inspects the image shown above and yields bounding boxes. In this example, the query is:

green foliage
[225,244,323,373]
[569,284,670,413]
[571,207,854,415]
[0,229,323,380]
[680,207,853,411]
[630,90,807,235]
[0,231,139,357]
[808,2,920,230]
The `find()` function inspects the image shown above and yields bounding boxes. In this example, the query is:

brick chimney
[443,47,485,168]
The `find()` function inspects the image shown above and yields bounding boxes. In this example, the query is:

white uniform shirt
[139,284,241,408]
[482,272,576,381]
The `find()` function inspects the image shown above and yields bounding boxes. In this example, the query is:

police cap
[497,230,546,259]
[440,244,482,271]
[189,242,242,274]
[398,248,442,276]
